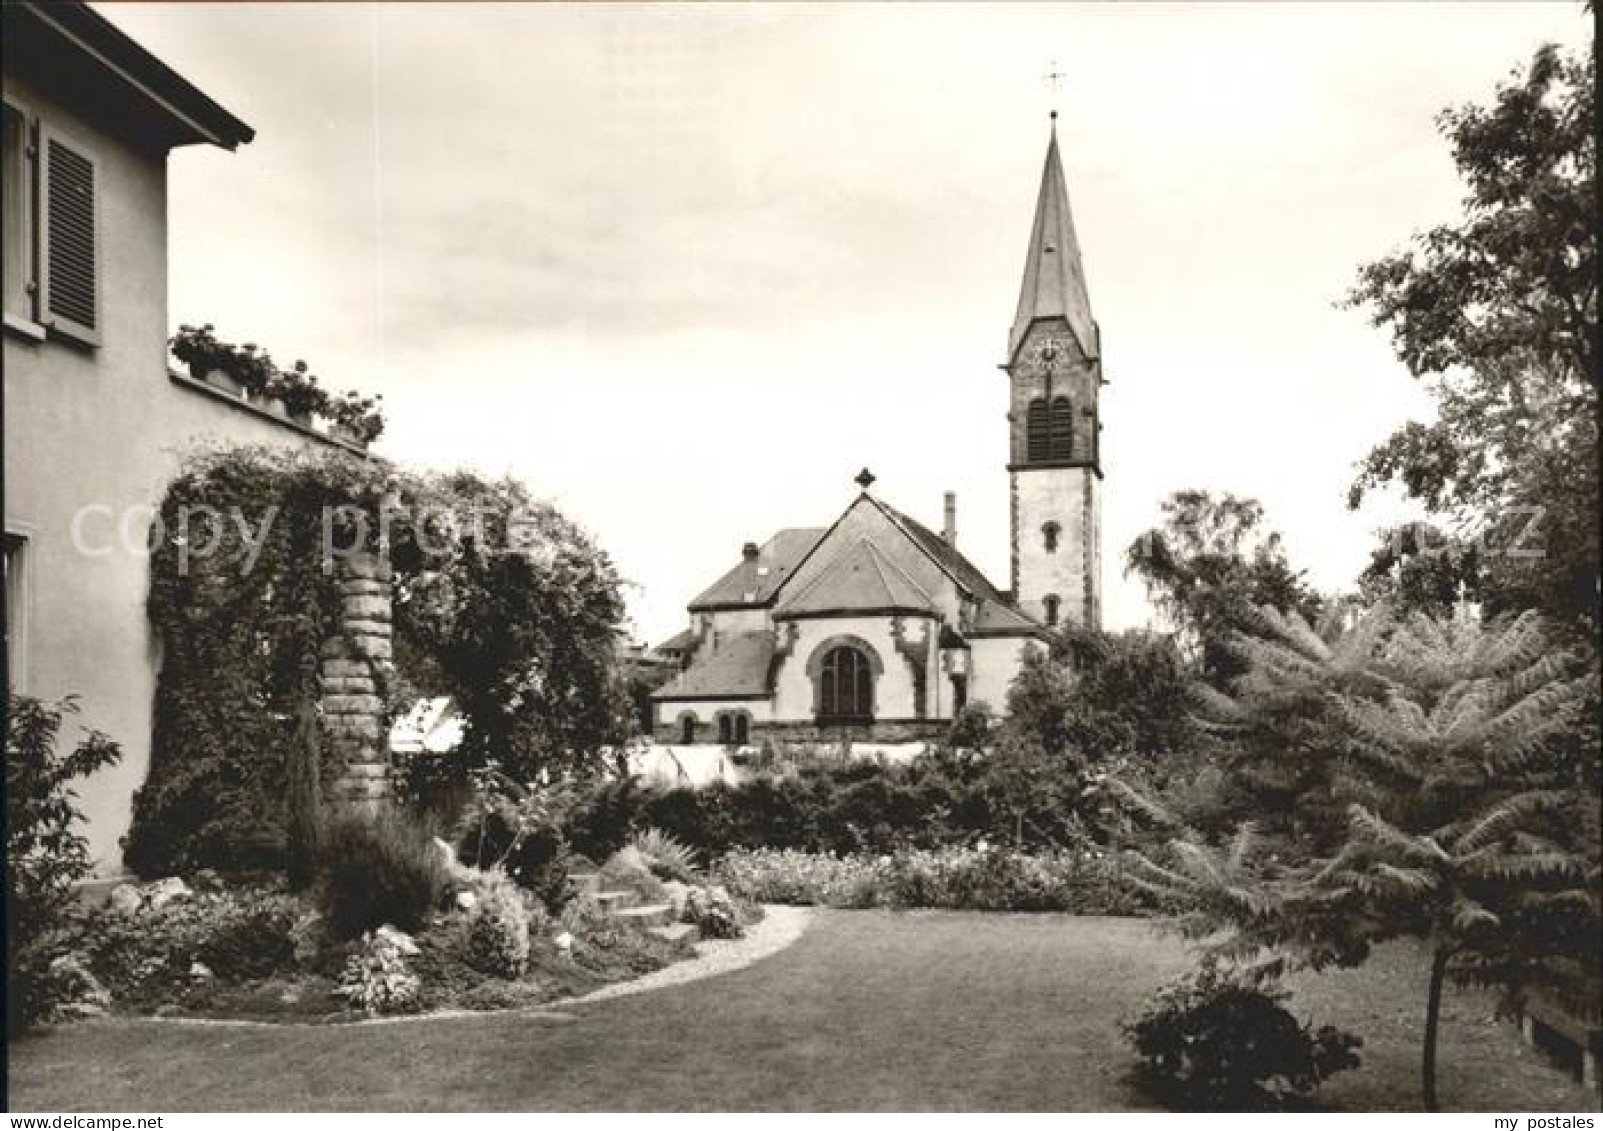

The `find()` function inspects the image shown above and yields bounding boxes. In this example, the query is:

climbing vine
[127,445,630,879]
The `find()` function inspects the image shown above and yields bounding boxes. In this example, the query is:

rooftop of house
[5,2,254,151]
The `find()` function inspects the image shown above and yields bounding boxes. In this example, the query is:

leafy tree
[1126,490,1323,685]
[987,647,1082,846]
[1346,42,1598,631]
[396,471,632,786]
[1119,607,1600,1111]
[1060,626,1197,760]
[7,695,122,1032]
[1358,522,1483,618]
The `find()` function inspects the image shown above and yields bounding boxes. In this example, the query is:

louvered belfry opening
[44,136,96,334]
[1026,396,1074,462]
[1048,396,1073,459]
[1026,399,1050,461]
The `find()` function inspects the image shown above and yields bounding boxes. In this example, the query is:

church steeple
[1002,116,1104,633]
[1007,122,1097,366]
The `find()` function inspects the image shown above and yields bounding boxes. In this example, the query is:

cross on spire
[1043,59,1066,123]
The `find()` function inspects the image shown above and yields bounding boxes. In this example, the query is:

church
[652,120,1105,746]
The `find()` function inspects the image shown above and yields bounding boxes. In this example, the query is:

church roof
[775,538,937,618]
[652,630,774,701]
[653,627,699,654]
[689,527,825,610]
[871,498,1009,605]
[970,597,1047,638]
[1008,125,1098,365]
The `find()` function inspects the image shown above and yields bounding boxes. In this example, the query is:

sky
[101,1,1589,645]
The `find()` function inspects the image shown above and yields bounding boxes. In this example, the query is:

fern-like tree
[1119,606,1600,1111]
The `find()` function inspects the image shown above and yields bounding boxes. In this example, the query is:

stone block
[321,658,368,680]
[321,675,377,696]
[341,596,391,621]
[322,693,383,716]
[340,554,392,582]
[325,716,381,740]
[353,637,393,661]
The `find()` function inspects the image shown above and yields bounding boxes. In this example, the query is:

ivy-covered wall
[125,446,632,878]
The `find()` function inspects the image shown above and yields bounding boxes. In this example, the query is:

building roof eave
[18,2,255,150]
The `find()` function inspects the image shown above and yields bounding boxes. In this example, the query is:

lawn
[7,911,1596,1111]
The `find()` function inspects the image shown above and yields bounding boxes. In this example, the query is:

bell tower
[1005,118,1103,631]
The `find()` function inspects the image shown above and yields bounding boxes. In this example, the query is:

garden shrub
[631,827,699,882]
[561,749,1118,864]
[335,930,421,1016]
[454,772,573,911]
[716,845,1141,914]
[1123,964,1361,1111]
[318,810,448,938]
[463,869,531,978]
[681,886,743,940]
[599,846,668,903]
[72,884,303,1011]
[6,694,121,1033]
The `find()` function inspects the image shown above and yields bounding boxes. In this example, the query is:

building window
[4,532,27,692]
[1043,594,1061,627]
[3,101,34,324]
[677,712,696,745]
[818,644,873,720]
[951,673,968,714]
[2,102,99,344]
[1042,521,1061,553]
[715,711,752,745]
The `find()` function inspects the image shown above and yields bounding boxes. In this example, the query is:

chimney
[742,542,759,561]
[942,492,957,548]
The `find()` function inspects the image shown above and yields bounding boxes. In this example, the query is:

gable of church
[777,495,967,624]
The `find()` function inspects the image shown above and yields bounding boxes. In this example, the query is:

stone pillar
[321,551,393,809]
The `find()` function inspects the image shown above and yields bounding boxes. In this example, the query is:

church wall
[652,697,773,744]
[967,635,1038,714]
[1014,466,1099,628]
[770,614,934,724]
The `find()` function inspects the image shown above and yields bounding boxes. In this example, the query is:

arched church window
[1043,594,1061,627]
[1042,521,1061,553]
[819,645,874,720]
[678,713,696,744]
[1026,398,1050,462]
[733,713,750,745]
[1049,396,1073,459]
[717,713,733,745]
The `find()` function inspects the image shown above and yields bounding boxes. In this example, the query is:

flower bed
[45,870,696,1025]
[716,845,1146,914]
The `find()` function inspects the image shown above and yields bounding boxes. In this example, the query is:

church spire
[1007,121,1097,365]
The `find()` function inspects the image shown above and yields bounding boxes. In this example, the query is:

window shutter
[38,127,99,345]
[1026,399,1049,462]
[1049,396,1073,460]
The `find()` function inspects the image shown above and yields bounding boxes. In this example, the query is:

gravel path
[561,904,815,1007]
